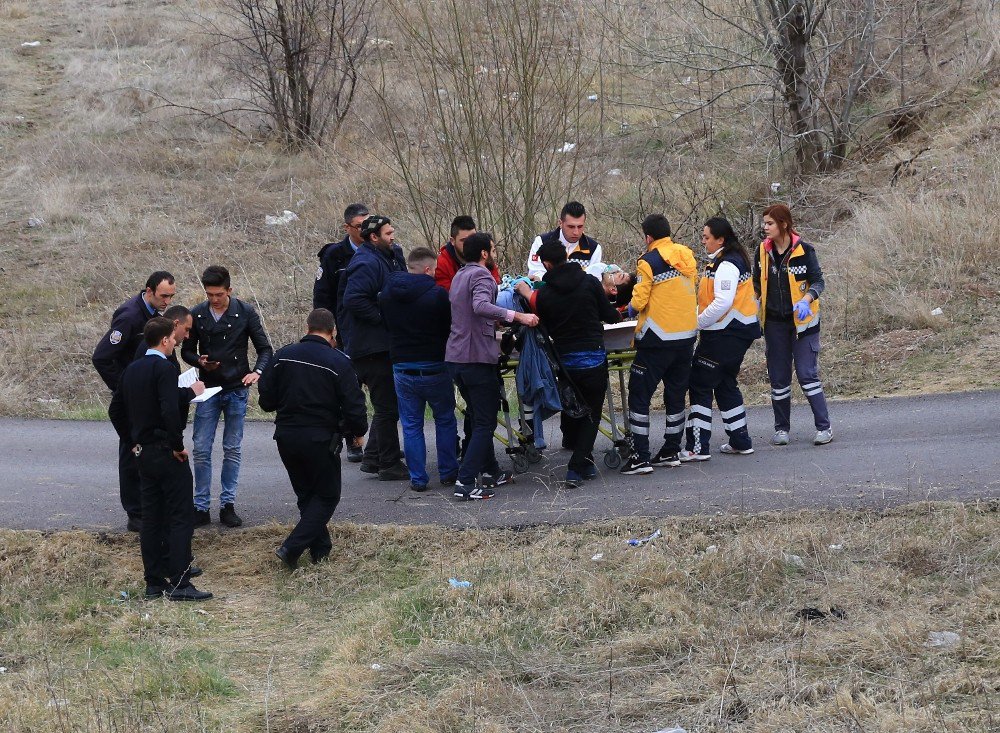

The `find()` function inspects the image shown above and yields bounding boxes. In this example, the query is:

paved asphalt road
[1,391,997,532]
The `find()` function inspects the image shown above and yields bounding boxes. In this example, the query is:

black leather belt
[398,368,445,376]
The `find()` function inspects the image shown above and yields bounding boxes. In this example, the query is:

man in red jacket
[434,215,501,290]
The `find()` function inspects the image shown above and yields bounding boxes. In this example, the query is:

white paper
[178,367,199,388]
[190,386,222,403]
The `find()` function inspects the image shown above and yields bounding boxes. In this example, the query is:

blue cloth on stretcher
[496,290,561,428]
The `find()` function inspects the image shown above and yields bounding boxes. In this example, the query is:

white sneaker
[678,449,710,462]
[772,430,790,446]
[814,429,833,445]
[720,444,754,455]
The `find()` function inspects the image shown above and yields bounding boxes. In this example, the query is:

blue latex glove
[626,304,639,318]
[793,298,812,320]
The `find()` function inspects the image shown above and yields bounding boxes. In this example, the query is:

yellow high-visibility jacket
[630,236,698,346]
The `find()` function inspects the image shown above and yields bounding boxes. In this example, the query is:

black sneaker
[620,454,654,475]
[126,515,142,533]
[346,444,364,463]
[193,509,211,527]
[378,462,410,481]
[219,503,243,528]
[359,461,379,474]
[166,583,213,602]
[481,470,514,488]
[440,473,458,486]
[410,482,429,492]
[651,449,681,467]
[454,481,495,500]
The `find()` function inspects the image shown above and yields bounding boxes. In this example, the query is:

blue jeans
[394,369,459,486]
[451,363,501,485]
[192,387,249,510]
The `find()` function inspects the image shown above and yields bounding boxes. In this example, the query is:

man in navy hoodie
[340,215,408,480]
[379,247,459,491]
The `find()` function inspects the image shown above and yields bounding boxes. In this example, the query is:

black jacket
[181,297,273,391]
[108,354,185,451]
[92,293,157,391]
[532,262,621,355]
[313,238,359,347]
[339,242,406,359]
[378,272,452,364]
[258,335,369,441]
[133,342,196,423]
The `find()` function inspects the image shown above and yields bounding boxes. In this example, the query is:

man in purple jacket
[446,233,539,500]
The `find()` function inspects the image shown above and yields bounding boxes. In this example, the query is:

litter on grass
[448,578,472,589]
[926,631,961,648]
[783,553,806,568]
[591,553,604,561]
[627,529,661,546]
[22,41,41,47]
[265,210,298,226]
[558,142,577,153]
[931,307,944,316]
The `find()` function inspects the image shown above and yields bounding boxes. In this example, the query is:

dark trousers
[451,363,501,484]
[685,333,754,454]
[119,438,142,520]
[276,436,341,562]
[627,341,694,460]
[352,352,401,469]
[136,445,195,587]
[561,364,609,474]
[763,320,831,431]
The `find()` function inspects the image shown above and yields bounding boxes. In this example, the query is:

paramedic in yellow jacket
[620,214,698,475]
[680,217,761,462]
[752,203,832,446]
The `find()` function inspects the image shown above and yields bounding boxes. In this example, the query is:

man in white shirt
[526,201,604,280]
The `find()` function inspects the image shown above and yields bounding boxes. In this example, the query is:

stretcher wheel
[603,448,621,468]
[511,453,529,474]
[524,445,543,464]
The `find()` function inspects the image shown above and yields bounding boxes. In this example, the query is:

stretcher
[471,320,638,473]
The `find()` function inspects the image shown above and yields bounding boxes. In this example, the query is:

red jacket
[435,242,501,291]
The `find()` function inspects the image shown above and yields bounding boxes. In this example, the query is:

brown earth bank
[0,1,998,418]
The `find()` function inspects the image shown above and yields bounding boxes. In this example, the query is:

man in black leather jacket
[181,265,273,528]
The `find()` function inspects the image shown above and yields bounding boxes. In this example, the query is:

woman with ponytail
[752,204,832,446]
[680,217,761,461]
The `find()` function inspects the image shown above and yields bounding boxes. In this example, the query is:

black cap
[360,215,391,240]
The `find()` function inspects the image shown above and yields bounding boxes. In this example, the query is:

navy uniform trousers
[136,444,195,588]
[275,436,342,562]
[627,340,694,461]
[684,332,754,455]
[763,319,831,432]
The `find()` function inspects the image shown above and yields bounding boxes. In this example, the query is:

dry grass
[0,0,998,418]
[1,502,997,731]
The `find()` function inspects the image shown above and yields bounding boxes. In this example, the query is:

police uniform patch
[315,265,324,281]
[635,274,643,283]
[531,254,539,262]
[720,281,732,290]
[799,282,807,292]
[109,330,122,345]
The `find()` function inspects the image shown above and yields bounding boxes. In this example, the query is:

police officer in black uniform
[258,309,368,570]
[109,317,212,601]
[313,203,369,346]
[313,203,369,462]
[93,271,177,531]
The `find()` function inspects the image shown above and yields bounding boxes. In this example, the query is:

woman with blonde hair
[752,204,832,446]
